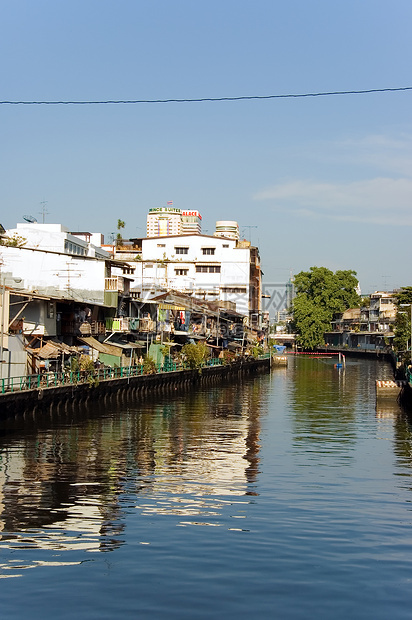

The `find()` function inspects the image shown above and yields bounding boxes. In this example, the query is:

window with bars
[202,247,215,255]
[196,265,221,273]
[221,287,247,293]
[175,269,189,276]
[175,247,189,254]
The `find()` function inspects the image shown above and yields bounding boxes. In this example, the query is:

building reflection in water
[0,376,264,577]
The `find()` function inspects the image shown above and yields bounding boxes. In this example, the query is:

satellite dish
[23,215,37,223]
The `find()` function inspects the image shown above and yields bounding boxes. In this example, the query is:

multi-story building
[123,233,262,326]
[6,222,110,259]
[181,210,202,235]
[146,207,182,237]
[324,291,396,350]
[213,221,239,241]
[146,207,203,237]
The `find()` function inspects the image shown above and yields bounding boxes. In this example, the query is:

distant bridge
[269,333,296,345]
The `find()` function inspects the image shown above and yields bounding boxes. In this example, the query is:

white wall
[0,246,107,304]
[131,235,252,315]
[7,223,110,259]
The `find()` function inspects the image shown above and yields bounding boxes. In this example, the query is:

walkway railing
[0,354,270,395]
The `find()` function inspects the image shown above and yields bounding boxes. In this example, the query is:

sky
[1,0,411,297]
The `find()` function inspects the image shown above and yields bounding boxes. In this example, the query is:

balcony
[60,320,105,336]
[79,321,106,336]
[105,276,126,293]
[105,317,155,332]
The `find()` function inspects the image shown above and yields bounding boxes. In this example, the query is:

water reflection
[0,377,265,577]
[393,410,412,472]
[288,357,394,465]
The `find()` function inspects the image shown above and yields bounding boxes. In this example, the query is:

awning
[109,340,145,350]
[158,303,186,311]
[78,336,124,356]
[28,341,78,359]
[228,342,242,350]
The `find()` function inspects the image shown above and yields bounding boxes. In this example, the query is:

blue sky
[1,0,411,294]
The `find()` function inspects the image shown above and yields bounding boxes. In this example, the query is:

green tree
[182,341,209,370]
[292,267,360,350]
[393,287,412,355]
[116,219,125,245]
[0,233,27,247]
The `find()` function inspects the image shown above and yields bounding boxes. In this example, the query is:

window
[221,287,247,293]
[157,243,166,247]
[196,265,221,273]
[64,240,86,256]
[175,269,188,276]
[202,247,215,255]
[175,247,188,254]
[222,244,229,248]
[47,302,55,319]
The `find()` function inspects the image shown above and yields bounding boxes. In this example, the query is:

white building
[0,245,109,305]
[181,210,202,235]
[0,223,122,305]
[214,221,239,241]
[6,223,110,259]
[127,234,262,321]
[146,207,182,237]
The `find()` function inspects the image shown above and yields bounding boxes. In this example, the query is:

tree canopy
[116,219,125,244]
[393,287,412,355]
[292,266,360,350]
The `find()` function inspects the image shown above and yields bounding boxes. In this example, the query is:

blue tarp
[273,345,286,353]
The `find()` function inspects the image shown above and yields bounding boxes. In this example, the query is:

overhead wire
[0,86,411,105]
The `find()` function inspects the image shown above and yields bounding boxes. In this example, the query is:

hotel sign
[149,207,181,214]
[182,210,202,220]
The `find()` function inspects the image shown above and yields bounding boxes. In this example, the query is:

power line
[0,86,411,105]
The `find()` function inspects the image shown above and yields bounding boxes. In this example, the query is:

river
[0,356,411,619]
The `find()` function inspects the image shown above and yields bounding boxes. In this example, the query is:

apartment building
[127,233,262,325]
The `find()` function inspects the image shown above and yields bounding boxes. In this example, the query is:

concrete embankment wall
[0,357,271,420]
[316,347,396,370]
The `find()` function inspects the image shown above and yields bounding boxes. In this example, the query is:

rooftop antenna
[23,215,37,223]
[241,225,257,244]
[39,200,49,223]
[54,262,82,298]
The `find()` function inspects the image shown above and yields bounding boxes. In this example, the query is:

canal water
[0,356,411,619]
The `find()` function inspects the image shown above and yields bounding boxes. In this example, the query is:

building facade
[146,207,203,237]
[214,221,239,241]
[181,210,202,235]
[124,234,262,324]
[146,207,183,237]
[7,222,110,259]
